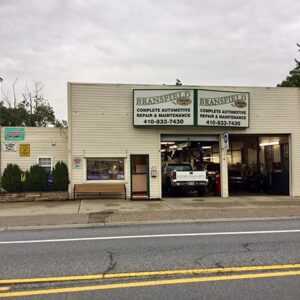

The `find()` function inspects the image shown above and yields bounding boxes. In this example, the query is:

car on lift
[162,162,208,196]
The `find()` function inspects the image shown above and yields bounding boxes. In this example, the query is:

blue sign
[47,177,55,185]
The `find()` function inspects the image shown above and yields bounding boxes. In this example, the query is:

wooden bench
[73,183,126,200]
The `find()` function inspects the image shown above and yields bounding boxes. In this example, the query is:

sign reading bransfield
[197,90,249,128]
[134,90,194,126]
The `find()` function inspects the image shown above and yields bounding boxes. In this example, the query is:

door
[130,154,149,199]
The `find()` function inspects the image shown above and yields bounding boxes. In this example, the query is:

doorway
[227,135,290,196]
[130,154,149,199]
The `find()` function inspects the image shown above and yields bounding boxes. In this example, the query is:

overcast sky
[0,0,299,120]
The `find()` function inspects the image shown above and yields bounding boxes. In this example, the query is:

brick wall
[0,192,69,202]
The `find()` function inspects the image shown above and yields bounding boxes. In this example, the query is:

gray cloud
[1,0,299,119]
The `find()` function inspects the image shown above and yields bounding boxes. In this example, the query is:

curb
[1,216,300,231]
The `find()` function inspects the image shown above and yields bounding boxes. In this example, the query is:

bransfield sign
[197,90,249,128]
[133,89,249,128]
[4,127,26,141]
[134,90,194,126]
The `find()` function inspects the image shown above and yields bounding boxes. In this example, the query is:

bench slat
[74,183,126,199]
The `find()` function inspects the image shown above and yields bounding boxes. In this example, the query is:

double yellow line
[1,263,300,298]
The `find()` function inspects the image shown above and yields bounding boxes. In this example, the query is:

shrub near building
[24,165,47,192]
[52,161,70,191]
[1,164,23,193]
[1,162,69,193]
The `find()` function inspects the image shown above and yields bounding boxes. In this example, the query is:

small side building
[0,127,68,178]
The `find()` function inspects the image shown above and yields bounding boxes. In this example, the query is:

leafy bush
[52,161,70,191]
[1,164,23,192]
[24,165,47,192]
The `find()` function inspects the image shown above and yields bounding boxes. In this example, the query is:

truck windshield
[166,164,193,171]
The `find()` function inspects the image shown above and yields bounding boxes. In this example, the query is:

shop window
[38,157,52,174]
[87,158,124,181]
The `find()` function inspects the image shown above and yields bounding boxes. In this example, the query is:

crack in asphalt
[103,250,117,276]
[215,262,224,268]
[194,255,207,266]
[243,243,252,252]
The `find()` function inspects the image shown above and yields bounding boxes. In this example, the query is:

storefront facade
[68,83,300,199]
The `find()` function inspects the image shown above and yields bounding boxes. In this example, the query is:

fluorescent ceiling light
[161,142,175,145]
[202,146,212,149]
[259,141,279,147]
[169,145,178,149]
[178,142,188,148]
[203,156,219,160]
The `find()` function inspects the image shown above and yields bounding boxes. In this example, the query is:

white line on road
[0,229,300,245]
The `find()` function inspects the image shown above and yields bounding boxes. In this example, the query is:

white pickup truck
[162,162,208,196]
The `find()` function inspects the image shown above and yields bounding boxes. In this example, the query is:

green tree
[0,102,28,126]
[277,43,300,87]
[52,161,70,191]
[24,165,47,192]
[1,164,23,193]
[0,81,67,127]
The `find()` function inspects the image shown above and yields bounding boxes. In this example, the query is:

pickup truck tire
[197,186,206,197]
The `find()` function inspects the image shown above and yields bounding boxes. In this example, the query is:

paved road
[1,220,300,299]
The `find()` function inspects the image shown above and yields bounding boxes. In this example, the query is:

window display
[86,158,124,180]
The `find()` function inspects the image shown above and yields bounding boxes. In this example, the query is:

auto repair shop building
[68,83,300,199]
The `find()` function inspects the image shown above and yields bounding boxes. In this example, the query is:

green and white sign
[134,90,194,126]
[197,90,249,128]
[4,127,26,141]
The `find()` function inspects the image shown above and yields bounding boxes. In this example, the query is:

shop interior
[161,134,290,197]
[161,135,220,197]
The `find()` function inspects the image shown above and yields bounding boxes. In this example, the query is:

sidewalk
[1,195,300,229]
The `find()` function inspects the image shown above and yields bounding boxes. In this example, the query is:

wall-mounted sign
[4,127,25,141]
[3,143,17,152]
[197,90,249,128]
[19,144,30,157]
[134,90,194,126]
[73,156,83,169]
[21,172,26,182]
[151,166,158,178]
[222,132,229,150]
[47,176,55,186]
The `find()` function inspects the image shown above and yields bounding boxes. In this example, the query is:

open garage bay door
[161,135,219,142]
[161,134,220,197]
